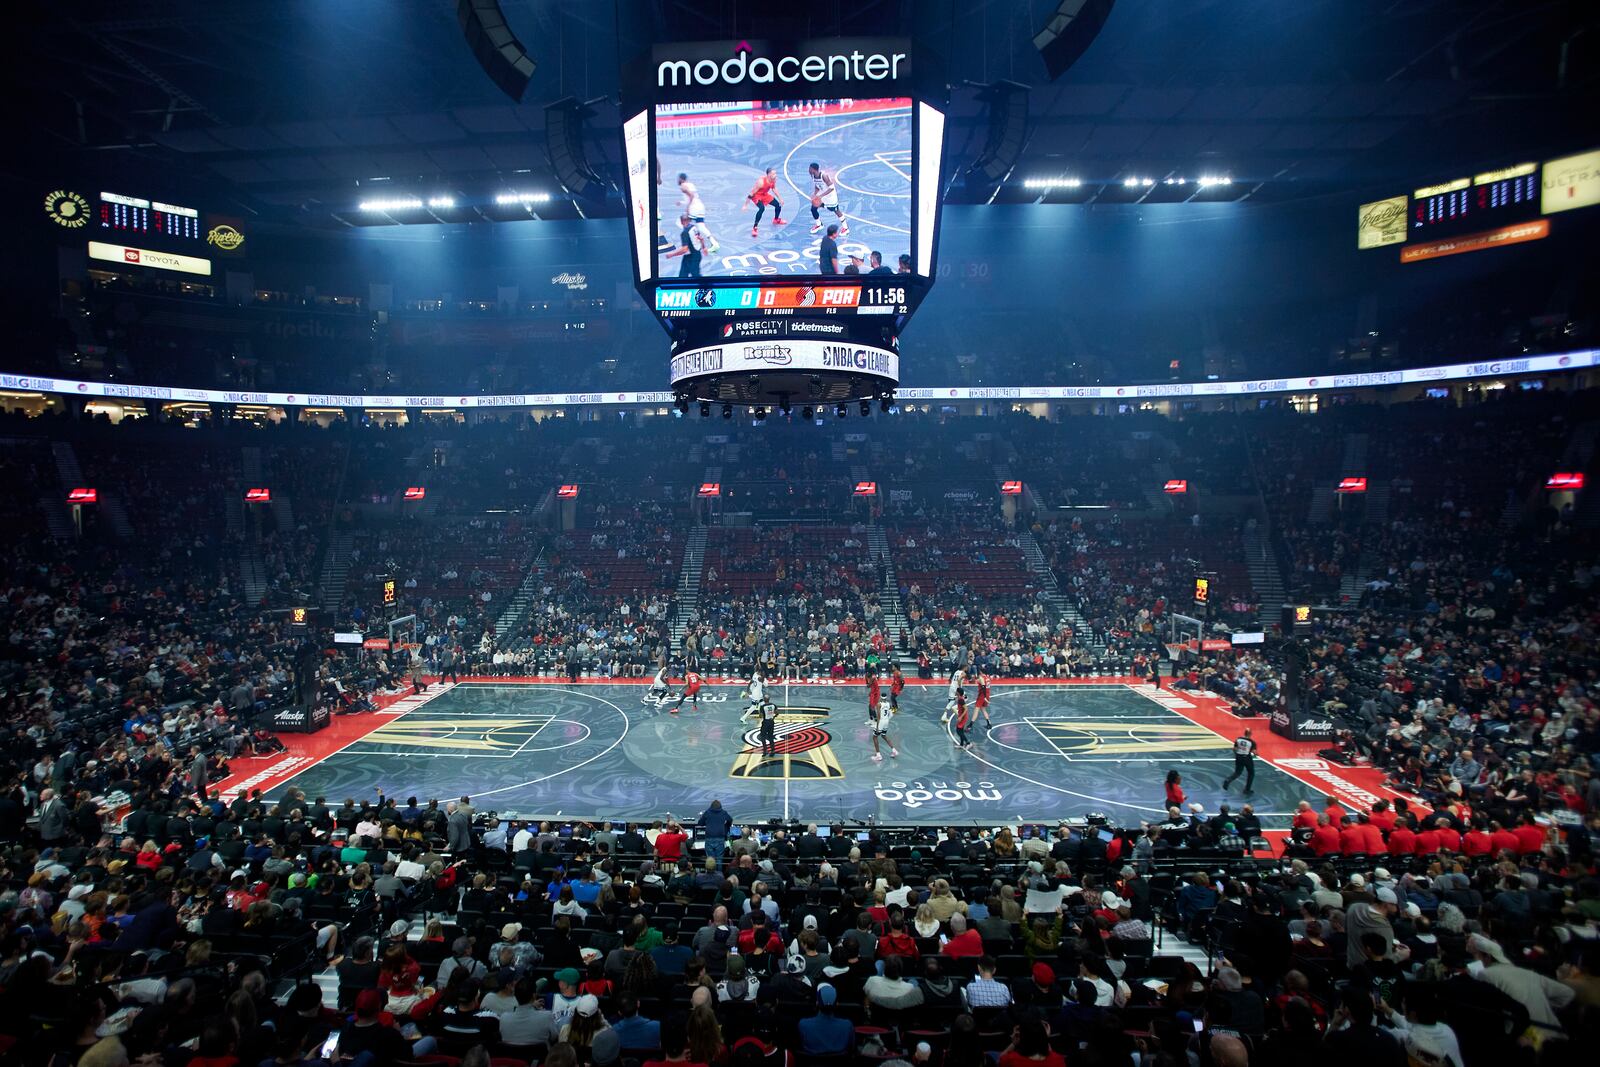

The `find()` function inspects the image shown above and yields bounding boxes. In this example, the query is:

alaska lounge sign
[655,39,909,90]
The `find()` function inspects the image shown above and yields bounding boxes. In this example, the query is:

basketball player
[807,162,848,235]
[867,671,899,762]
[677,172,706,223]
[974,671,994,729]
[951,688,972,750]
[743,669,767,717]
[941,668,965,724]
[888,665,905,714]
[646,663,674,704]
[744,167,786,238]
[670,668,703,714]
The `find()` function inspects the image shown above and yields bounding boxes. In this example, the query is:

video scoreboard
[45,187,248,276]
[621,36,946,408]
[653,281,916,317]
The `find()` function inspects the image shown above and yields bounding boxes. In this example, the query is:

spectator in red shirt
[1339,818,1365,854]
[1355,816,1386,853]
[1387,817,1417,855]
[736,910,782,957]
[941,913,984,959]
[1512,813,1546,854]
[1310,815,1342,857]
[1413,823,1442,854]
[1488,820,1520,855]
[876,914,921,960]
[1293,802,1319,833]
[655,822,688,863]
[1368,800,1398,834]
[1431,818,1461,852]
[1165,771,1187,811]
[1324,801,1349,826]
[1461,822,1494,857]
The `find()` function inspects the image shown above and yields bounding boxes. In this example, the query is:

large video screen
[653,98,912,279]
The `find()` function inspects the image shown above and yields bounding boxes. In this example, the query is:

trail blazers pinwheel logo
[730,704,844,780]
[45,190,89,228]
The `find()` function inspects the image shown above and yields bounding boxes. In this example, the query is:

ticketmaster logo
[657,44,907,88]
[789,321,844,335]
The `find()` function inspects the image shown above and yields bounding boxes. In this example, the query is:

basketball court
[655,99,912,277]
[262,681,1314,828]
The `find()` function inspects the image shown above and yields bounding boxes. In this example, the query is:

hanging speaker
[457,0,537,102]
[965,81,1030,187]
[1033,0,1117,82]
[545,97,606,200]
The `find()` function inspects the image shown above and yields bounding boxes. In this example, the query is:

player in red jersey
[974,671,993,728]
[865,670,899,762]
[888,665,905,713]
[671,670,703,714]
[744,167,787,238]
[951,688,973,750]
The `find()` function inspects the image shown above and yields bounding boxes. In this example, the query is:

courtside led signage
[1163,480,1188,494]
[1000,480,1023,495]
[1337,477,1368,493]
[66,487,97,503]
[1546,472,1585,490]
[244,487,271,502]
[557,484,580,499]
[853,481,878,496]
[698,483,722,497]
[403,486,426,500]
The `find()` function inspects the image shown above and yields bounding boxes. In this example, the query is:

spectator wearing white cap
[1467,934,1575,1031]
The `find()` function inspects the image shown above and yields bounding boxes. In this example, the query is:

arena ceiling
[3,0,1595,224]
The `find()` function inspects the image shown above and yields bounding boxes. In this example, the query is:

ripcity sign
[655,39,909,90]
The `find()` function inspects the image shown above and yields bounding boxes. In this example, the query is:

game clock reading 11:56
[864,285,906,307]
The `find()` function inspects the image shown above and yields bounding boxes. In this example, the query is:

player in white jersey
[677,173,706,222]
[941,668,965,724]
[743,670,768,716]
[646,664,673,703]
[806,162,848,235]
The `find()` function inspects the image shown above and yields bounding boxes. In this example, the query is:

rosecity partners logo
[657,40,908,88]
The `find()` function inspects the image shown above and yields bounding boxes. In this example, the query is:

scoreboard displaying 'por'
[623,38,946,322]
[622,37,946,407]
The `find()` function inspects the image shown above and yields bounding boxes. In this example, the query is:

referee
[1222,727,1257,795]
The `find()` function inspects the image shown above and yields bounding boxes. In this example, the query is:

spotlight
[699,401,710,418]
[753,406,767,420]
[836,403,848,418]
[722,404,733,419]
[675,395,689,414]
[801,406,813,420]
[860,400,871,417]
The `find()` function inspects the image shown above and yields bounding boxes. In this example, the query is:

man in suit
[189,746,209,802]
[37,788,71,845]
[446,798,474,853]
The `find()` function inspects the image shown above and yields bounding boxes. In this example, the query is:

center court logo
[730,705,844,780]
[657,41,908,88]
[874,780,1004,809]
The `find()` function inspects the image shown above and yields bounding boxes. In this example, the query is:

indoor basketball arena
[1,3,1597,1067]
